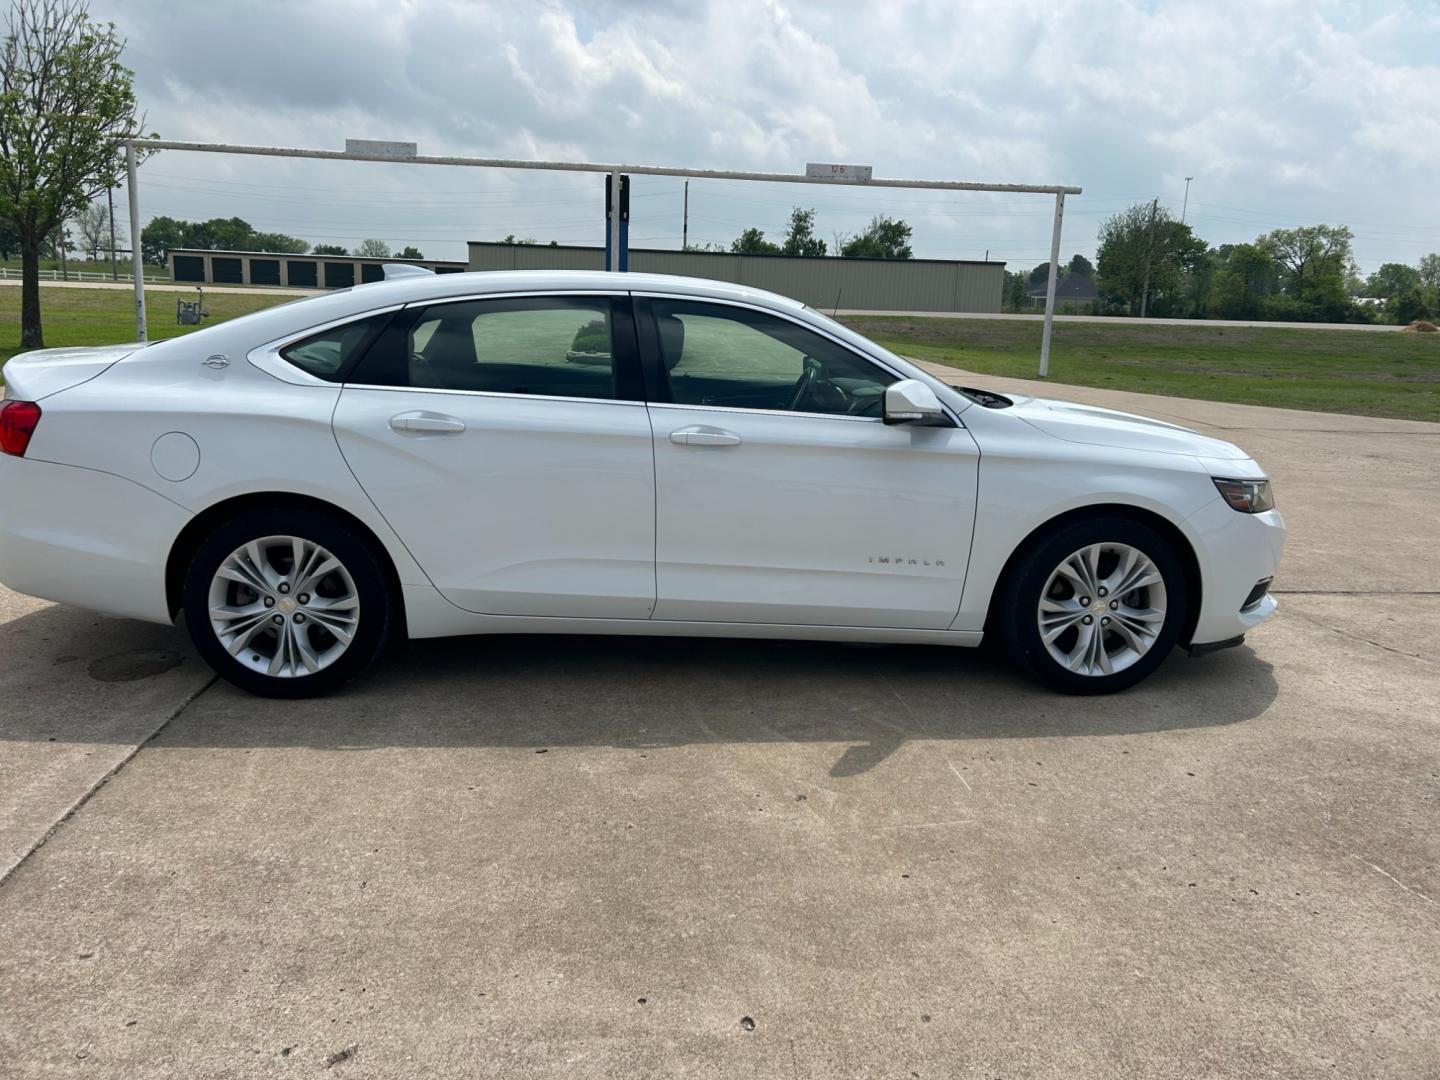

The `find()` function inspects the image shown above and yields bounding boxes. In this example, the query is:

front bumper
[1184,495,1286,646]
[0,455,187,624]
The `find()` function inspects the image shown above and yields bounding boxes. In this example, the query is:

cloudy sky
[91,0,1440,274]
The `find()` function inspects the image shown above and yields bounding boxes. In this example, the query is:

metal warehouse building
[167,249,466,289]
[165,244,1005,314]
[467,243,1005,313]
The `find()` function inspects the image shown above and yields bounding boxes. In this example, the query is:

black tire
[182,507,393,698]
[997,515,1189,695]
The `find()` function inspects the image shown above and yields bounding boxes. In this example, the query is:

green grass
[1,285,294,377]
[5,286,1437,422]
[841,316,1440,423]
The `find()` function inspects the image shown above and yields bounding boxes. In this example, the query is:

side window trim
[343,293,646,404]
[632,294,904,411]
[248,304,405,387]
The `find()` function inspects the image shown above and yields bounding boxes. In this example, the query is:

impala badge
[869,556,945,568]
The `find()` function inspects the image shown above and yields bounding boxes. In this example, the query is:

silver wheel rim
[1037,542,1168,677]
[207,535,360,678]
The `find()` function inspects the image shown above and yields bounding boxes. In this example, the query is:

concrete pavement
[1,377,1437,1078]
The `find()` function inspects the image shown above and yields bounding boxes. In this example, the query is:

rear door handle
[390,411,466,434]
[670,426,741,447]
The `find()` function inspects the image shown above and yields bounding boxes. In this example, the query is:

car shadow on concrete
[0,605,1279,775]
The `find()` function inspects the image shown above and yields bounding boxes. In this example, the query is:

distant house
[1028,273,1099,311]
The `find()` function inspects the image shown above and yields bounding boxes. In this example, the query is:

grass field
[3,285,1437,422]
[845,315,1440,422]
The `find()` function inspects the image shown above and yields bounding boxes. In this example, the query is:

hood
[1009,395,1251,460]
[1,342,145,401]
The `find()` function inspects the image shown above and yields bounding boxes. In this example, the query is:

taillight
[0,400,42,457]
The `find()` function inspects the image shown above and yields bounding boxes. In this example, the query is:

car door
[330,292,657,618]
[635,296,979,629]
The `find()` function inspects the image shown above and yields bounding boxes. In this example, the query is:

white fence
[0,266,169,284]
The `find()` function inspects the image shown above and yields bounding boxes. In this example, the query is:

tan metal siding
[466,243,1004,313]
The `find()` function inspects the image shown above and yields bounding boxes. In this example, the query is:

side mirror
[883,379,950,426]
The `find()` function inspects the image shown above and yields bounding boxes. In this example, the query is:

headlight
[1213,477,1275,513]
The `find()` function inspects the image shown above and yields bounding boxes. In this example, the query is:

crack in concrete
[0,674,220,890]
[1273,589,1440,596]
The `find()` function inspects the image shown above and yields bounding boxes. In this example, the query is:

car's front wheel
[183,508,392,698]
[998,516,1189,694]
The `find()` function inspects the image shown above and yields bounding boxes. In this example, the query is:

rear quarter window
[279,313,393,382]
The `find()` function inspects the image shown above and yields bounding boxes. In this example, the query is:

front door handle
[670,426,741,447]
[390,411,466,434]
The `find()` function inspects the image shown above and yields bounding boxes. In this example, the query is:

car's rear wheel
[998,516,1188,694]
[183,508,392,698]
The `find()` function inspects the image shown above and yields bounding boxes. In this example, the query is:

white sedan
[0,270,1283,697]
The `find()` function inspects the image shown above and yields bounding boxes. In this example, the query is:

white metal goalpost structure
[124,139,1080,376]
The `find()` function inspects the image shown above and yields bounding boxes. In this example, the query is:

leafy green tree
[1067,253,1094,279]
[1363,263,1421,299]
[781,207,826,256]
[140,214,183,264]
[1205,243,1279,320]
[1258,225,1355,288]
[499,234,537,245]
[1418,253,1440,290]
[1392,287,1434,324]
[1027,262,1051,286]
[730,227,780,254]
[840,215,913,259]
[1003,270,1029,311]
[1095,202,1206,315]
[395,245,424,260]
[0,0,149,347]
[355,238,390,258]
[249,231,308,254]
[311,244,348,256]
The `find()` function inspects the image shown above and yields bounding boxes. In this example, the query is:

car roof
[352,269,809,312]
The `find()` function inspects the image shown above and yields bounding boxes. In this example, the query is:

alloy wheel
[1036,542,1168,677]
[207,535,360,678]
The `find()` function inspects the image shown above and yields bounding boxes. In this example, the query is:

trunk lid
[1,343,145,401]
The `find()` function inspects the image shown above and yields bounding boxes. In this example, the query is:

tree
[311,244,348,256]
[355,237,390,258]
[0,0,149,347]
[1003,270,1029,311]
[1418,253,1440,290]
[140,214,184,264]
[1028,262,1051,286]
[1363,262,1421,299]
[1258,225,1354,288]
[730,227,780,254]
[1205,243,1278,320]
[74,198,109,260]
[840,215,913,259]
[1067,253,1094,279]
[1393,287,1434,324]
[499,234,536,245]
[249,231,308,254]
[395,245,424,260]
[781,207,826,257]
[1095,202,1206,315]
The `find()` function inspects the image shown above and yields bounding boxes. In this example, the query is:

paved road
[1,376,1437,1078]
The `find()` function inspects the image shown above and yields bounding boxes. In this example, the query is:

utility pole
[1139,197,1159,318]
[682,180,689,251]
[1181,176,1193,225]
[107,187,118,279]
